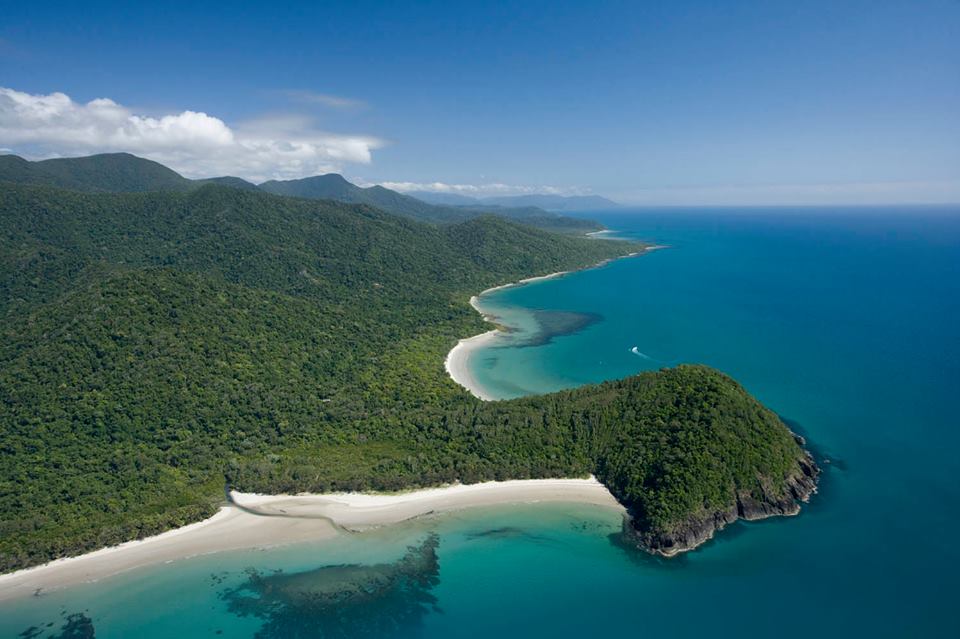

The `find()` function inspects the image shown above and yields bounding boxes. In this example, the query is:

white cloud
[282,90,368,110]
[368,180,586,198]
[0,87,384,181]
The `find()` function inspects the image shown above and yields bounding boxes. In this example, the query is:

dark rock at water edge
[622,451,820,557]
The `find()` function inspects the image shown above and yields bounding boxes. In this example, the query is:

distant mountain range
[0,153,604,234]
[260,174,475,225]
[410,191,619,211]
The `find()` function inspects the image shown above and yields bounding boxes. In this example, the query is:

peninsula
[0,153,818,576]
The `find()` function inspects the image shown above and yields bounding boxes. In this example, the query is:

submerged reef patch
[513,309,602,347]
[19,612,96,639]
[220,534,441,638]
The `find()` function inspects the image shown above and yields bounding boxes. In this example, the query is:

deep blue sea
[3,207,959,638]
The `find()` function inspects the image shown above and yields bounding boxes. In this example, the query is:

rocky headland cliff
[620,441,820,557]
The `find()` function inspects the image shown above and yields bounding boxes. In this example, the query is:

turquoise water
[4,207,959,637]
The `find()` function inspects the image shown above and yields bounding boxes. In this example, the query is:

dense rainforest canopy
[0,159,812,571]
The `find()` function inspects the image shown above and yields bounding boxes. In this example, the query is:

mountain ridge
[258,174,603,232]
[0,153,603,233]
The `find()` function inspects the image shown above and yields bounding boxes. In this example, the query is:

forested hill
[259,174,472,223]
[0,153,195,193]
[258,175,603,233]
[0,181,625,568]
[0,153,602,234]
[0,179,815,571]
[0,183,619,315]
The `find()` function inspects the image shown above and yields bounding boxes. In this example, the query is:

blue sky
[1,0,958,204]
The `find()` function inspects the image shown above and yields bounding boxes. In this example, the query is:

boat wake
[630,346,654,360]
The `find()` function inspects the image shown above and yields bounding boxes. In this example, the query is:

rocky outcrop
[623,449,820,557]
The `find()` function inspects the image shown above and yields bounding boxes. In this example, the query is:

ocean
[3,207,958,638]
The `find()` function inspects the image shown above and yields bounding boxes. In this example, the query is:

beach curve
[445,246,655,400]
[0,477,621,602]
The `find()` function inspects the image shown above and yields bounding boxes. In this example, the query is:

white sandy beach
[443,328,500,401]
[0,478,620,602]
[586,229,619,239]
[233,477,620,528]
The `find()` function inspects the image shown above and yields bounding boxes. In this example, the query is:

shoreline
[445,246,655,400]
[586,229,620,239]
[232,476,620,528]
[0,478,621,603]
[2,241,655,602]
